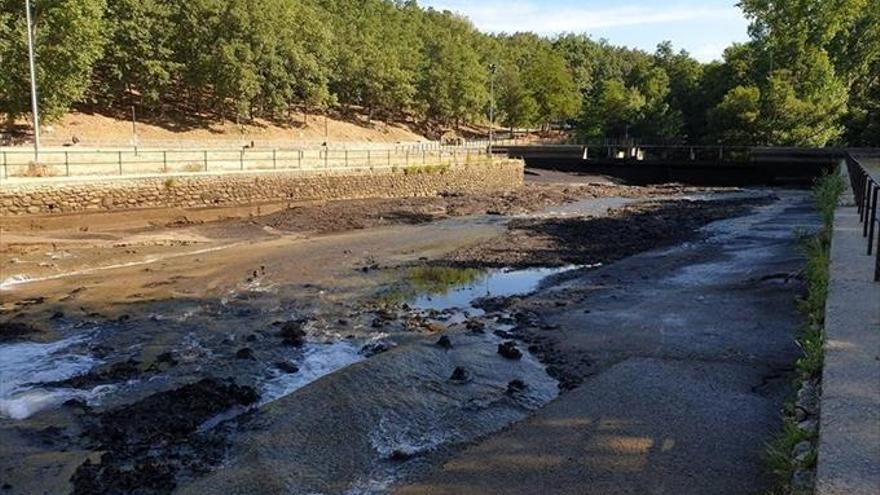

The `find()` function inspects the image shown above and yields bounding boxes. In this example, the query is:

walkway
[816,192,880,494]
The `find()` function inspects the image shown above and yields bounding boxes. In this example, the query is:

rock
[389,449,415,461]
[796,380,820,415]
[792,441,813,464]
[155,352,176,364]
[791,468,815,493]
[506,379,527,395]
[0,321,43,342]
[279,320,308,347]
[797,419,819,434]
[450,366,471,383]
[436,336,453,349]
[235,348,256,360]
[245,333,259,342]
[424,322,447,333]
[361,341,396,357]
[466,319,485,333]
[275,361,299,374]
[498,341,523,360]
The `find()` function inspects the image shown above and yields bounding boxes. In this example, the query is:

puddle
[407,265,583,312]
[0,333,113,420]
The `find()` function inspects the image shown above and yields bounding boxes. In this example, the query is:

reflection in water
[408,265,583,312]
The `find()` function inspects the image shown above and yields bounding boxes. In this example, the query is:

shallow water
[0,333,110,420]
[409,265,583,312]
[260,340,365,405]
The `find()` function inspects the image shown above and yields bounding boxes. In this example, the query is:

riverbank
[0,179,799,494]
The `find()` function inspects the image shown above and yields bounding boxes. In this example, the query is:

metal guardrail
[0,145,498,180]
[846,154,880,281]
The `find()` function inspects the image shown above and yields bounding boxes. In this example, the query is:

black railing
[846,154,880,281]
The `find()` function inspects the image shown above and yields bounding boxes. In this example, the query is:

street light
[488,63,497,156]
[25,0,40,162]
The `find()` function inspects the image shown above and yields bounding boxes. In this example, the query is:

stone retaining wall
[0,160,524,216]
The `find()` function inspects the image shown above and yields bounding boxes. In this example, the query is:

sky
[419,0,751,62]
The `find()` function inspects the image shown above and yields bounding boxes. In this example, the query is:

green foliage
[0,0,107,121]
[0,0,875,147]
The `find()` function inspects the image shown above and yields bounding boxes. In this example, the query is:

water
[0,334,111,420]
[260,341,365,405]
[409,265,584,312]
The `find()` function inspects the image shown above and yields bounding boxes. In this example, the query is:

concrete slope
[398,191,819,495]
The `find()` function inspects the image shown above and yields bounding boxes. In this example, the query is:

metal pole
[25,0,40,162]
[131,105,138,155]
[488,63,496,156]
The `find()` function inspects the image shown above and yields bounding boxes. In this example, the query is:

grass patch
[765,171,844,493]
[402,164,450,176]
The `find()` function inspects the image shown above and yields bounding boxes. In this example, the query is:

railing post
[367,150,371,168]
[324,149,329,169]
[2,151,7,179]
[345,149,349,168]
[866,187,877,255]
[272,149,277,169]
[64,151,69,177]
[163,151,167,173]
[240,149,245,171]
[388,150,391,168]
[298,150,303,169]
[204,150,208,172]
[118,151,123,175]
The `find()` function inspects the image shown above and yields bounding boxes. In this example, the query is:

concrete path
[816,203,880,495]
[397,192,818,495]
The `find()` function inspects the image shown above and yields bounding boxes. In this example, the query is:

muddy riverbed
[0,181,789,494]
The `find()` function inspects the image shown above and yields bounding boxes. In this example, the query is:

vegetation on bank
[767,172,845,493]
[0,0,877,146]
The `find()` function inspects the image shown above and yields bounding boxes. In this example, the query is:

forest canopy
[0,0,877,146]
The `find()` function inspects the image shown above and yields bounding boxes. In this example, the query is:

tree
[709,86,761,145]
[417,11,487,127]
[523,51,581,128]
[496,64,538,130]
[93,0,178,111]
[0,0,106,122]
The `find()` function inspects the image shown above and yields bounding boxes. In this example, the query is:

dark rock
[47,359,142,388]
[117,314,131,323]
[450,367,471,383]
[498,341,523,360]
[361,341,396,357]
[245,333,259,342]
[494,329,516,339]
[275,362,299,374]
[436,336,453,349]
[466,319,485,333]
[279,320,308,347]
[51,311,65,320]
[389,449,415,461]
[235,348,256,360]
[506,379,528,394]
[0,321,43,342]
[71,378,259,495]
[155,352,176,364]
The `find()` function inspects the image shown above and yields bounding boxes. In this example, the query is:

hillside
[2,111,432,149]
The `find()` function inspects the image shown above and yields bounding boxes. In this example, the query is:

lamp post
[488,63,497,155]
[25,0,40,162]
